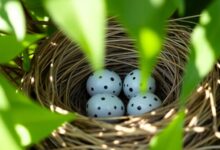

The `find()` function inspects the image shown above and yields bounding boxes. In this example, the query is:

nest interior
[21,20,220,150]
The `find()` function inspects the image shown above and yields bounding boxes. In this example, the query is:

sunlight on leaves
[0,16,11,32]
[150,110,184,150]
[150,0,164,8]
[200,11,210,25]
[0,85,9,110]
[0,74,75,147]
[0,117,22,150]
[44,0,106,71]
[139,28,161,58]
[192,26,215,77]
[3,0,26,41]
[138,28,162,91]
[180,0,220,103]
[0,82,22,150]
[0,1,11,33]
[200,1,220,58]
[15,124,31,146]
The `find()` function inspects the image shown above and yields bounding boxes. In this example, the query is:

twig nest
[123,69,156,98]
[21,20,220,149]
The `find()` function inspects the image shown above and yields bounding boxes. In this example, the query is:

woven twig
[21,20,220,150]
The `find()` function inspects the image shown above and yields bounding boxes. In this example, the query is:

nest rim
[21,20,220,149]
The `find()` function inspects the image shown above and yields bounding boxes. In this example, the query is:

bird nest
[21,20,220,150]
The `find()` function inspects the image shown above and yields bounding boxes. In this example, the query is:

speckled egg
[86,93,125,118]
[123,69,156,98]
[86,69,122,96]
[127,92,162,116]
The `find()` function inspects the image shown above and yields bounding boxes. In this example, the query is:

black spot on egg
[94,114,98,117]
[129,88,133,92]
[133,77,136,80]
[119,82,122,86]
[108,112,112,115]
[149,87,152,90]
[131,103,134,107]
[97,106,101,110]
[137,106,142,110]
[101,97,105,100]
[143,96,147,99]
[99,76,102,79]
[114,106,117,109]
[104,85,108,89]
[110,77,114,81]
[154,97,158,101]
[149,104,152,107]
[91,87,94,91]
[130,72,134,75]
[121,106,124,110]
[113,91,116,94]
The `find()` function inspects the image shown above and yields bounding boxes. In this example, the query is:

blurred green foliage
[150,110,185,150]
[0,0,219,149]
[0,34,43,63]
[45,0,106,71]
[107,0,182,92]
[1,0,26,40]
[0,73,75,149]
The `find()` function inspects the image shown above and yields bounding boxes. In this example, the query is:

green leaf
[179,0,220,103]
[0,73,75,146]
[107,0,182,92]
[0,1,11,33]
[44,0,106,71]
[0,84,22,150]
[199,1,220,57]
[0,116,22,150]
[0,34,43,64]
[22,0,48,20]
[0,14,11,33]
[2,0,26,41]
[149,110,184,150]
[0,75,23,150]
[22,49,31,72]
[177,0,185,16]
